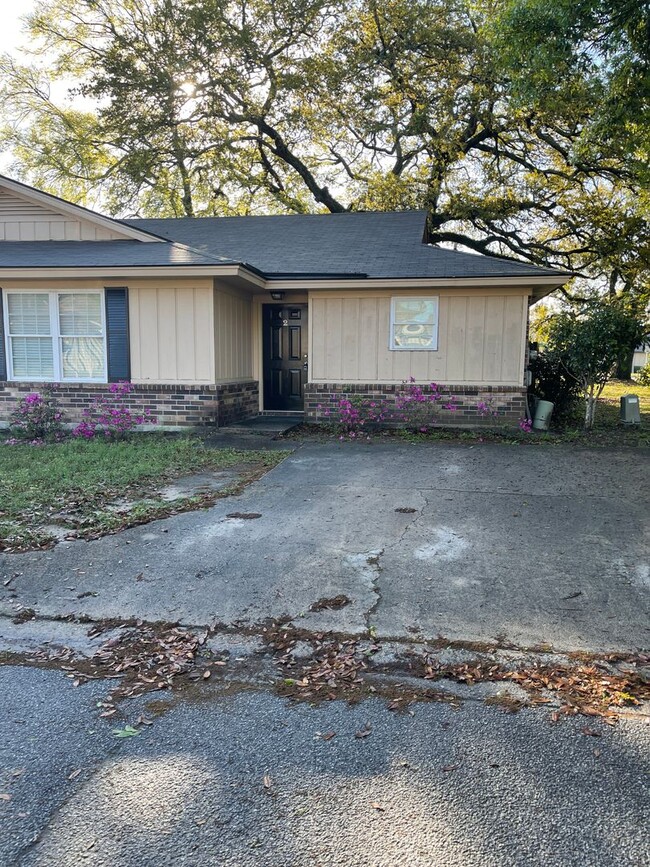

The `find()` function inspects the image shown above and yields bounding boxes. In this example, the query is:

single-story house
[0,175,569,428]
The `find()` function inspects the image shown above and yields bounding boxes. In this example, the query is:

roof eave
[0,265,567,295]
[264,275,569,291]
[0,263,265,286]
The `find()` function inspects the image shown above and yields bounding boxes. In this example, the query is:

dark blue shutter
[104,287,130,381]
[0,289,6,381]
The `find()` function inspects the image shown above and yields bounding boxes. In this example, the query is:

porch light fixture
[270,290,285,300]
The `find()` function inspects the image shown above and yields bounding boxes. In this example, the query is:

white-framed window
[390,296,439,350]
[4,289,107,382]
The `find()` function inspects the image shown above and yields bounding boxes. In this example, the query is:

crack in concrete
[1,608,643,662]
[386,491,430,552]
[362,549,384,633]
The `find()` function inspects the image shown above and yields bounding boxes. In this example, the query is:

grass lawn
[0,436,289,552]
[555,379,650,446]
[599,379,650,413]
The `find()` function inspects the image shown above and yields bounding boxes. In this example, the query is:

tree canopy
[1,0,648,300]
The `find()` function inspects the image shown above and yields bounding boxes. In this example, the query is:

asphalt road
[2,666,649,867]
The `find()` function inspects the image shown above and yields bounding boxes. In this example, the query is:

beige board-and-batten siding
[1,277,251,387]
[308,289,529,385]
[213,283,254,383]
[128,278,215,383]
[0,189,127,241]
[120,279,255,385]
[0,276,258,428]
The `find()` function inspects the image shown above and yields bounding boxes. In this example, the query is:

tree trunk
[584,394,597,429]
[615,343,635,380]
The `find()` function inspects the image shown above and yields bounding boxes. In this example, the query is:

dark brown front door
[262,304,308,411]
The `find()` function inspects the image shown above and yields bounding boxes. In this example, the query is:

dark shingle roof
[124,210,566,280]
[0,240,237,268]
[0,210,567,281]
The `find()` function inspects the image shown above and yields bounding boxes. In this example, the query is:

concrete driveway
[2,440,648,653]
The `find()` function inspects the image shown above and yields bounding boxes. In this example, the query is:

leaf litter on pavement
[4,615,649,727]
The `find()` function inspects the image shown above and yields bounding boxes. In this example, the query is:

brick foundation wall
[0,381,259,429]
[214,381,260,427]
[305,383,527,428]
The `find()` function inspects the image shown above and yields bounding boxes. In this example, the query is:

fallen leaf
[67,769,82,781]
[593,748,602,758]
[0,794,11,801]
[442,764,460,772]
[112,725,140,738]
[136,715,153,727]
[371,802,385,811]
[203,670,211,680]
[195,818,207,826]
[355,724,372,739]
[321,731,336,741]
[263,775,272,789]
[581,726,602,737]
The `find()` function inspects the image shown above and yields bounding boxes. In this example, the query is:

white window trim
[3,288,108,383]
[389,296,439,351]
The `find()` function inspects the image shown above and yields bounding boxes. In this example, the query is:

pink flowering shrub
[335,396,389,439]
[476,398,500,421]
[519,416,533,433]
[329,379,458,439]
[72,381,157,439]
[8,387,65,442]
[395,379,458,432]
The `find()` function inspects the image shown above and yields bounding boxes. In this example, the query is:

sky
[0,0,36,55]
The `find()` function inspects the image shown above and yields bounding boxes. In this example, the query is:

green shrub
[529,352,581,427]
[636,362,650,386]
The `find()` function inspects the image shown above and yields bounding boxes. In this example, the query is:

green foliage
[529,352,582,426]
[636,362,650,387]
[0,0,647,301]
[490,0,650,177]
[529,303,553,346]
[545,302,648,427]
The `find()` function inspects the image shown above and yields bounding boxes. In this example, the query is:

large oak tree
[1,0,648,318]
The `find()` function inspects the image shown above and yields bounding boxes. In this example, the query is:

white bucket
[533,399,554,431]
